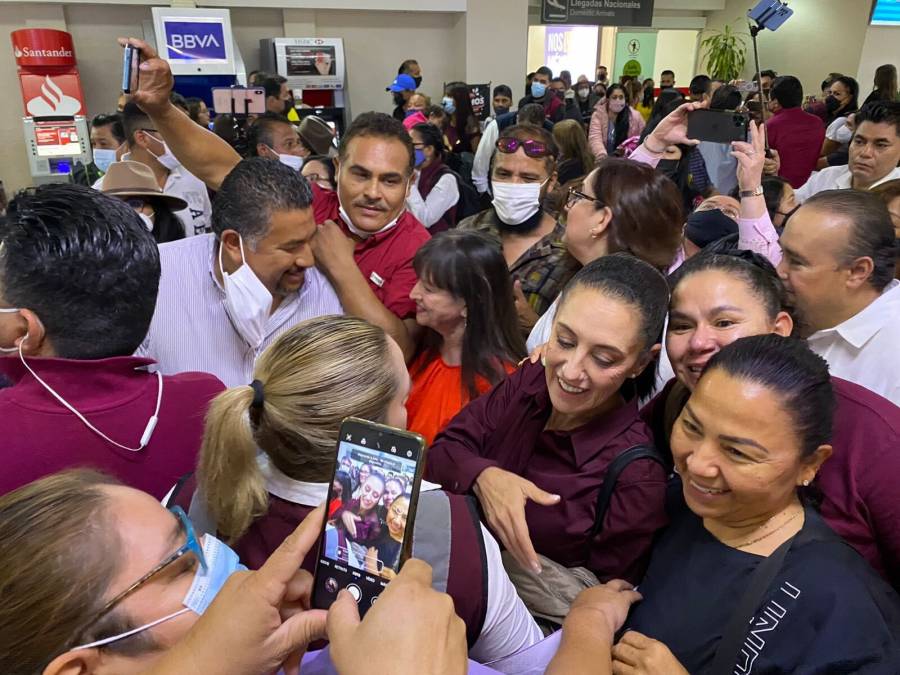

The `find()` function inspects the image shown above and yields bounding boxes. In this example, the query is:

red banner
[11,28,77,67]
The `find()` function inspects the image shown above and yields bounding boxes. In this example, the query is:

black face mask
[494,106,510,117]
[657,159,679,181]
[825,95,841,113]
[776,204,802,230]
[413,76,422,88]
[283,99,293,115]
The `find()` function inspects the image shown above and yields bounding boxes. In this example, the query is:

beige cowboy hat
[100,160,188,211]
[299,115,337,156]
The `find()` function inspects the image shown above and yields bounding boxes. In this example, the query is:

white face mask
[491,179,548,226]
[92,148,117,173]
[265,145,304,172]
[218,235,273,348]
[138,212,154,231]
[144,131,181,170]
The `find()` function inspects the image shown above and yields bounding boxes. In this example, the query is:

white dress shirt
[807,280,900,406]
[472,118,500,193]
[795,165,900,204]
[406,172,459,228]
[139,233,343,387]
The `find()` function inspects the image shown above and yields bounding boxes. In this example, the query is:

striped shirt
[139,233,343,387]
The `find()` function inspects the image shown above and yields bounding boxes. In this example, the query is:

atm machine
[22,115,92,185]
[259,37,348,136]
[145,7,247,111]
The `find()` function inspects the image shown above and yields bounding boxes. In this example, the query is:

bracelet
[739,186,764,198]
[643,138,666,155]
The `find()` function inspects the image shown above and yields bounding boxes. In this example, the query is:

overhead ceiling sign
[541,0,655,27]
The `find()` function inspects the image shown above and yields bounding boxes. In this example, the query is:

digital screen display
[871,0,900,25]
[163,18,228,62]
[312,432,421,616]
[34,120,80,157]
[285,45,337,77]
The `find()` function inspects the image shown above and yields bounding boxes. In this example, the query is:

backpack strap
[587,445,666,548]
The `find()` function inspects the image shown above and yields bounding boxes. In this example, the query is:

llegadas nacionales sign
[541,0,655,27]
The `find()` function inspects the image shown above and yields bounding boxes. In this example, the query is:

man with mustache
[122,38,428,360]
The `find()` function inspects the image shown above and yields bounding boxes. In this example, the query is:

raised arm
[118,38,241,191]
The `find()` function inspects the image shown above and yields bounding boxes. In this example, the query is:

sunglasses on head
[496,137,552,159]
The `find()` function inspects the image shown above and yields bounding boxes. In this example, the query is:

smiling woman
[427,254,670,598]
[618,335,900,674]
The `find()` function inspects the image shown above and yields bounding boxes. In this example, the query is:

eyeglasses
[74,507,206,638]
[496,137,553,159]
[566,186,603,209]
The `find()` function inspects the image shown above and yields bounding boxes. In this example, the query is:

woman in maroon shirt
[646,250,900,588]
[427,254,670,583]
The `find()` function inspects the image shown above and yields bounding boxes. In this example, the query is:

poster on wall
[613,32,657,81]
[544,26,599,82]
[468,83,491,121]
[541,0,655,27]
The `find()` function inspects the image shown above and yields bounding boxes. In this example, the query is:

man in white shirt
[95,102,212,237]
[140,157,342,387]
[795,101,900,203]
[778,189,900,405]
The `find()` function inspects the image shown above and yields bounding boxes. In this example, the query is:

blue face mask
[92,148,116,173]
[442,97,456,115]
[531,81,547,99]
[70,535,246,651]
[414,148,427,167]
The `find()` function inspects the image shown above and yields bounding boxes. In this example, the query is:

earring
[802,479,810,487]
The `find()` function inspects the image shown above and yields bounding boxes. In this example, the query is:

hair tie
[249,379,265,410]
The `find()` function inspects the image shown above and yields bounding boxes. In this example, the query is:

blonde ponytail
[198,384,268,542]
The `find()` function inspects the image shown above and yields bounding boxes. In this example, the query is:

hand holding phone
[116,38,175,117]
[311,418,426,617]
[687,109,750,144]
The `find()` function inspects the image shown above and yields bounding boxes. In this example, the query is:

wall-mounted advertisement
[274,38,346,90]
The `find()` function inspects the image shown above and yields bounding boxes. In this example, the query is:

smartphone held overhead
[687,109,750,144]
[121,44,140,94]
[312,418,426,617]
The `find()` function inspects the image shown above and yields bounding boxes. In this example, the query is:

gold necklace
[728,508,803,549]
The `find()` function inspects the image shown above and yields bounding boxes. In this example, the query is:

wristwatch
[740,186,764,198]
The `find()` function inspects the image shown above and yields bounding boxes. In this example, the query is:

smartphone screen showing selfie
[312,418,425,617]
[687,109,749,144]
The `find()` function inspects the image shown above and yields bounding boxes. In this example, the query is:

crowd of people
[1,30,899,675]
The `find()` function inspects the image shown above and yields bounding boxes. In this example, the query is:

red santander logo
[11,29,77,67]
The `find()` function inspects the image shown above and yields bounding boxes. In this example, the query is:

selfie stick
[747,0,793,146]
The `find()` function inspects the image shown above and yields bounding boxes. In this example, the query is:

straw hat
[100,160,188,211]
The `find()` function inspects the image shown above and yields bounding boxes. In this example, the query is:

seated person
[614,336,900,673]
[0,470,471,675]
[644,251,900,588]
[0,184,223,499]
[407,231,525,444]
[427,255,670,590]
[171,315,542,661]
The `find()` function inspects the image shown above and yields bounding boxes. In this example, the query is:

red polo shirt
[312,185,430,319]
[765,107,826,188]
[0,355,224,499]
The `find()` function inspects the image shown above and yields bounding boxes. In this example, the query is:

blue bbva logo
[164,20,227,60]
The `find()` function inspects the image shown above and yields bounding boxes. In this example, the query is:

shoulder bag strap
[707,536,793,674]
[588,444,666,545]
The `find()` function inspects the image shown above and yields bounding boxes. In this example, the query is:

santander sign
[11,28,77,67]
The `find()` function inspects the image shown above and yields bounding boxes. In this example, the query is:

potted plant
[700,22,748,82]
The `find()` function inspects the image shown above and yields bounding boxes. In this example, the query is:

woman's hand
[644,100,709,153]
[569,580,643,639]
[341,510,362,539]
[731,120,767,191]
[328,559,467,675]
[473,466,560,574]
[611,631,690,675]
[520,341,547,367]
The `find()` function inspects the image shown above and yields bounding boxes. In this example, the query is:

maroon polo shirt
[312,184,430,319]
[765,107,826,188]
[642,376,900,590]
[427,361,668,583]
[0,355,224,499]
